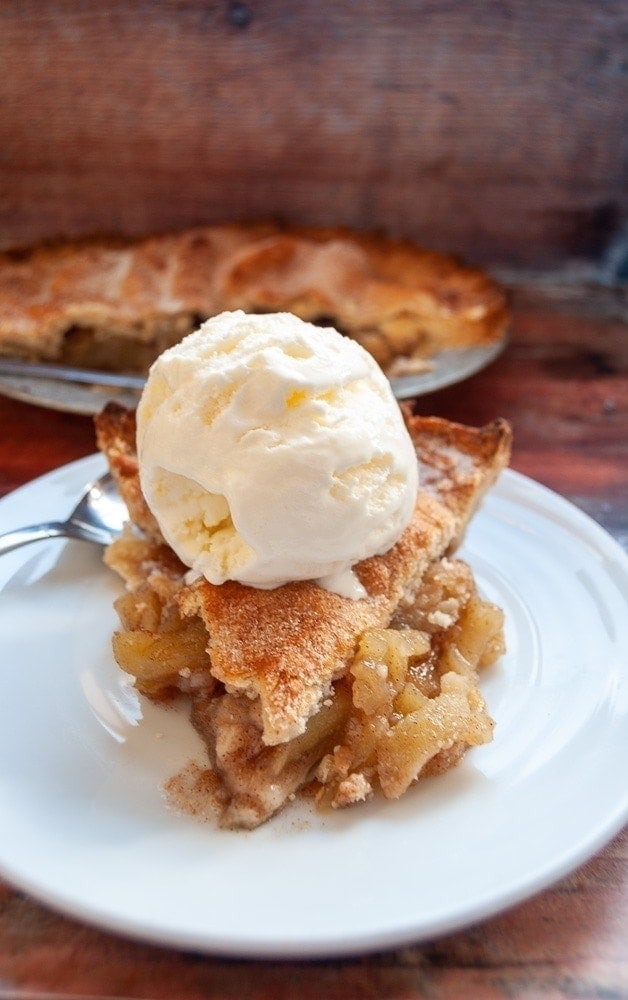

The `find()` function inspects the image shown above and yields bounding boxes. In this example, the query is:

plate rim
[0,333,508,414]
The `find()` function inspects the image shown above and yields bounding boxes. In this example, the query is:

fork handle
[0,521,68,555]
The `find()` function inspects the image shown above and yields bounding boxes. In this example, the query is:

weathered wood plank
[0,1,625,269]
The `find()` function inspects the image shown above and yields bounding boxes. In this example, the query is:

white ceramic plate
[0,456,626,958]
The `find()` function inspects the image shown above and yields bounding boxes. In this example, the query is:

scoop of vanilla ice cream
[136,311,418,599]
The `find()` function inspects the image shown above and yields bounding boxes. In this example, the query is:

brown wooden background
[0,0,626,273]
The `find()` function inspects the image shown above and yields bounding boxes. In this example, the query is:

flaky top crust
[0,223,508,372]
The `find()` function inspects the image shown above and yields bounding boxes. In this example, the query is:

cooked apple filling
[107,531,503,828]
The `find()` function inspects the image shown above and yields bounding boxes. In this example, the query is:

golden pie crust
[0,224,508,376]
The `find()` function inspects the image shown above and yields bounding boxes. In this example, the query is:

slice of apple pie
[96,403,511,828]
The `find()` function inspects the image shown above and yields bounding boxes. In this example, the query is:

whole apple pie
[0,223,508,378]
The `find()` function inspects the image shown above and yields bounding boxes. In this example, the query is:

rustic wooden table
[0,287,626,999]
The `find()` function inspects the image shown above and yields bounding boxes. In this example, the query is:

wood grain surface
[1,1,626,272]
[0,287,626,999]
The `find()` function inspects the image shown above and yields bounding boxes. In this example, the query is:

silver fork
[0,472,127,555]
